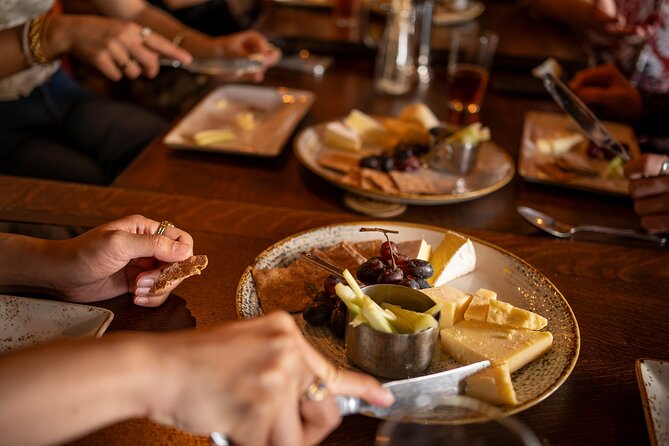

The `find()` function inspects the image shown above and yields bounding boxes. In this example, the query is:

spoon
[517,206,667,245]
[160,57,262,76]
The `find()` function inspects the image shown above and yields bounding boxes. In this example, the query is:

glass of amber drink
[447,30,498,125]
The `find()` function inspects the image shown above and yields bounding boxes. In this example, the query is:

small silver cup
[426,139,480,175]
[345,284,438,379]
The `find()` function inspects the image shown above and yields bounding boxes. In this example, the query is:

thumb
[115,231,193,263]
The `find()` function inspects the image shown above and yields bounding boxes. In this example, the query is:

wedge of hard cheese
[397,239,431,261]
[487,299,548,330]
[324,121,361,152]
[440,320,553,373]
[465,363,518,406]
[428,232,476,287]
[464,289,497,322]
[421,284,473,328]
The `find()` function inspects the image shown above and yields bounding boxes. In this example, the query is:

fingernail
[135,287,150,297]
[134,296,149,305]
[380,388,395,405]
[137,277,154,288]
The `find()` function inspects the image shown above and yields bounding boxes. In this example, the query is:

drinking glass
[447,30,498,125]
[374,395,541,446]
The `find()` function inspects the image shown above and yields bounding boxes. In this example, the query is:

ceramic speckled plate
[636,359,669,446]
[0,294,113,352]
[293,121,514,206]
[236,222,580,423]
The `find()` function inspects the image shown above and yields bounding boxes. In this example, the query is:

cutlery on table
[518,206,667,244]
[335,360,491,417]
[160,57,263,76]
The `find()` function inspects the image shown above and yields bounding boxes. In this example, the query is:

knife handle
[335,395,362,416]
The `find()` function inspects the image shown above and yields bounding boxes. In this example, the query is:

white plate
[236,222,580,422]
[293,121,515,205]
[518,110,640,196]
[636,359,669,446]
[433,1,485,26]
[164,85,316,157]
[0,294,114,352]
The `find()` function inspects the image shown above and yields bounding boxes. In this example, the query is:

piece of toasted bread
[150,254,208,293]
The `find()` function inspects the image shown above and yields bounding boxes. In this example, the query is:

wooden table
[1,1,667,444]
[1,176,667,446]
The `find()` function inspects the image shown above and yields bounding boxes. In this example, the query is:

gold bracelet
[28,14,49,65]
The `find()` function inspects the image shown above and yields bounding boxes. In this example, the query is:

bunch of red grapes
[303,240,435,337]
[358,142,429,173]
[357,241,434,289]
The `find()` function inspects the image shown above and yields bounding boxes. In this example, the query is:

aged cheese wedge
[421,284,473,328]
[398,103,440,130]
[535,129,584,155]
[397,239,431,261]
[465,363,518,406]
[464,289,497,322]
[428,232,476,287]
[487,299,548,330]
[324,121,361,152]
[344,109,385,136]
[440,320,553,373]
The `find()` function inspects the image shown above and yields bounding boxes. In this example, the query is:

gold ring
[304,378,328,401]
[121,59,135,70]
[156,220,174,235]
[140,27,152,43]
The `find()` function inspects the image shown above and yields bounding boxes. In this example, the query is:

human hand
[148,312,394,445]
[43,215,193,306]
[46,15,192,81]
[569,63,643,122]
[624,153,669,233]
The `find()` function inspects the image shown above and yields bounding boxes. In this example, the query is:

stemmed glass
[375,395,541,446]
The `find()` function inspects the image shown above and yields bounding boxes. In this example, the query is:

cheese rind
[421,284,473,328]
[440,320,553,373]
[428,232,476,287]
[465,364,518,405]
[535,130,584,155]
[324,121,361,152]
[397,239,431,261]
[464,289,497,322]
[486,299,548,330]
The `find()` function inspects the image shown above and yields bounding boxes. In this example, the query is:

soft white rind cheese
[486,299,548,330]
[440,320,553,373]
[397,239,431,261]
[324,121,361,152]
[421,284,473,328]
[536,130,584,155]
[465,363,518,405]
[428,232,476,287]
[398,103,440,130]
[464,289,497,322]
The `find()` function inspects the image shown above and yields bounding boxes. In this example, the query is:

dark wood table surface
[1,1,667,445]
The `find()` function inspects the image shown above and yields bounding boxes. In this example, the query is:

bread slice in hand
[149,254,208,293]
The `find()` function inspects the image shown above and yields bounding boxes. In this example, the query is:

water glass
[447,30,498,125]
[374,395,541,446]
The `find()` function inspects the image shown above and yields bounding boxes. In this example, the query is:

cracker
[389,170,438,195]
[317,152,359,173]
[361,168,399,193]
[150,255,208,293]
[351,240,382,260]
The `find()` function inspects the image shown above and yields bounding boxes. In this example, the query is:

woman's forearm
[0,333,157,446]
[0,26,36,78]
[0,234,54,289]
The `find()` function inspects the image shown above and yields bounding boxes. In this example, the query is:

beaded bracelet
[28,14,49,65]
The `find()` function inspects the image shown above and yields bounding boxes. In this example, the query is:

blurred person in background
[0,0,279,185]
[148,0,261,35]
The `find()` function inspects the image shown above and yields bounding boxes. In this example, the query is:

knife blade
[335,360,490,417]
[541,73,632,162]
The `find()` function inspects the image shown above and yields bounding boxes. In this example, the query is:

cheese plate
[518,110,640,196]
[636,358,669,446]
[293,120,514,205]
[0,294,113,352]
[164,85,315,157]
[236,222,580,422]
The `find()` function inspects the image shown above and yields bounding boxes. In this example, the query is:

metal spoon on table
[517,206,667,245]
[160,57,263,76]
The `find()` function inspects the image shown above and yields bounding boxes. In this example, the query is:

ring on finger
[140,27,152,43]
[156,220,175,235]
[659,159,669,176]
[304,377,328,401]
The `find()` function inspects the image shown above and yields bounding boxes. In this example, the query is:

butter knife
[335,360,490,417]
[541,72,632,162]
